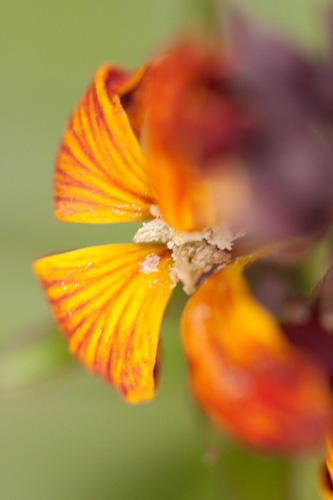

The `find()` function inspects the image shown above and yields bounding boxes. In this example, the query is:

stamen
[134,205,238,294]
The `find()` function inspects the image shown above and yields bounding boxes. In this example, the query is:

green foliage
[0,0,326,498]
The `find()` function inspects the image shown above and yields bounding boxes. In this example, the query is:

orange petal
[55,64,156,223]
[181,261,331,450]
[147,42,250,232]
[113,64,152,140]
[147,149,216,232]
[34,243,175,402]
[147,46,216,231]
[327,433,333,481]
[318,463,333,500]
[320,434,333,499]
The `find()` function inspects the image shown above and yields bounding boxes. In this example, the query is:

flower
[34,26,333,468]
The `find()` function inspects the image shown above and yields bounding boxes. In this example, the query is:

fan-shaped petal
[34,243,175,402]
[181,261,331,450]
[55,65,155,223]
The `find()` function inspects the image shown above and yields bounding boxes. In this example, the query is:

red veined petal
[55,64,156,223]
[113,64,152,140]
[34,243,175,402]
[181,261,331,450]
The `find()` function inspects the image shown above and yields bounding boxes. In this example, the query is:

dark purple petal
[228,13,333,239]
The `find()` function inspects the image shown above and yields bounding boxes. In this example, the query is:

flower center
[134,205,238,294]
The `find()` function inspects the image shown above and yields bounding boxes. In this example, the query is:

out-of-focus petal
[147,42,248,231]
[181,261,331,450]
[149,150,216,231]
[318,463,333,500]
[230,15,333,239]
[327,433,333,483]
[55,65,156,223]
[147,148,216,232]
[34,243,175,402]
[321,429,333,498]
[312,264,333,330]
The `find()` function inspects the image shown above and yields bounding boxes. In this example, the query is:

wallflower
[34,28,333,468]
[34,56,236,403]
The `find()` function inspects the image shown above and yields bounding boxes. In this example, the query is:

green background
[0,0,329,498]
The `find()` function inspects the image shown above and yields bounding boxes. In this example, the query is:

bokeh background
[0,0,329,498]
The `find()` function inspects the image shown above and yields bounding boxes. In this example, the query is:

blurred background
[0,0,329,498]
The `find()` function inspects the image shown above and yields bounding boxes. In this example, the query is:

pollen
[134,205,238,294]
[138,254,161,274]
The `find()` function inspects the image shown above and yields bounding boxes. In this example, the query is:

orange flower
[34,42,332,462]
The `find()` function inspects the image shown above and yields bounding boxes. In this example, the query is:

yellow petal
[34,243,175,402]
[181,261,331,450]
[55,64,155,223]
